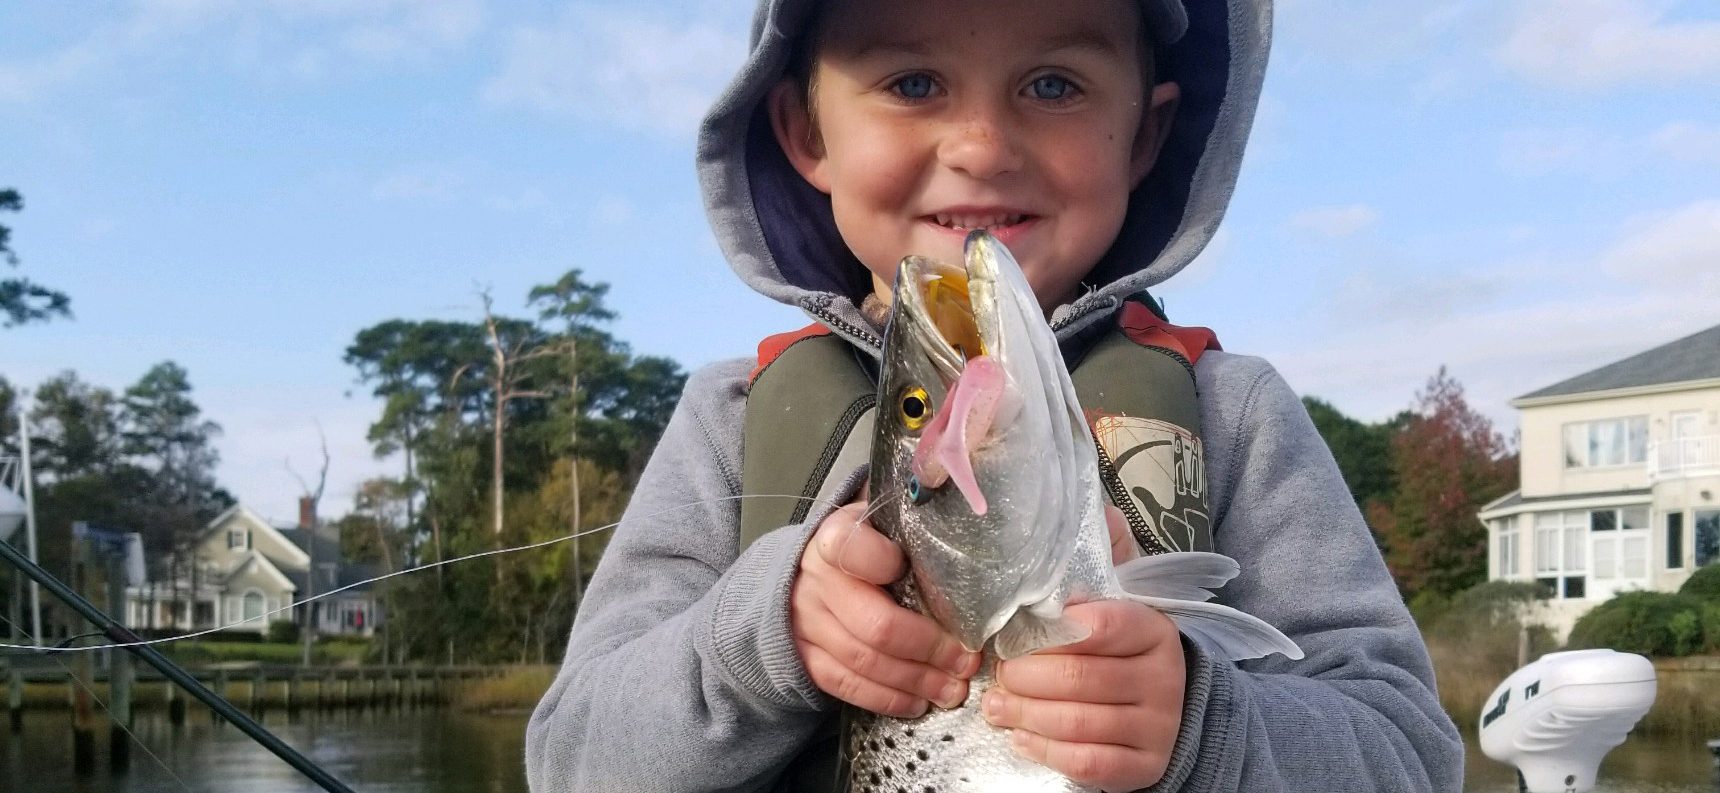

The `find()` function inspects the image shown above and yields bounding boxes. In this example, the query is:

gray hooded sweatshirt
[525,1,1464,791]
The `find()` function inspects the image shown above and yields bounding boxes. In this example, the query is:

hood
[697,0,1272,343]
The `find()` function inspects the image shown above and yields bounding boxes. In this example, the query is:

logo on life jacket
[1093,415,1210,553]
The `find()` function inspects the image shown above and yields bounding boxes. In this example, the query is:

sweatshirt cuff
[702,465,868,711]
[1146,638,1241,793]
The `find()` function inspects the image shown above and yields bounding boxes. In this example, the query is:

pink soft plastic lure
[910,354,1007,515]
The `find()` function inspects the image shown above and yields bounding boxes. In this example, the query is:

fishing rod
[0,536,357,793]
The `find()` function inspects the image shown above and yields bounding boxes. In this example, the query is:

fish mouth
[892,231,1013,514]
[891,230,1005,383]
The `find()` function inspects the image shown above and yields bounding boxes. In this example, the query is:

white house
[1479,323,1720,638]
[126,498,382,638]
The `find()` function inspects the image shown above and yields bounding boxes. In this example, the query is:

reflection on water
[1462,728,1717,793]
[3,707,1715,792]
[2,707,531,793]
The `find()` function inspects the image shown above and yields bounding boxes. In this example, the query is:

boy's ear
[1128,81,1181,190]
[767,80,831,194]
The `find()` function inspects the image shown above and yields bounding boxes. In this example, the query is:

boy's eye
[892,74,935,100]
[1028,75,1075,101]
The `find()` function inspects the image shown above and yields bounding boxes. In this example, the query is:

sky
[2,0,1717,527]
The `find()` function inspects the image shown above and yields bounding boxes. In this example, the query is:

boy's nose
[936,111,1023,181]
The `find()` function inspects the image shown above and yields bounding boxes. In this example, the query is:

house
[125,497,383,639]
[1479,323,1720,638]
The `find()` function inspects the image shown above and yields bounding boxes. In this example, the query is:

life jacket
[739,294,1219,792]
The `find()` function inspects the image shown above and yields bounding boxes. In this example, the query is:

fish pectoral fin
[994,604,1091,660]
[1114,551,1240,602]
[1136,595,1305,663]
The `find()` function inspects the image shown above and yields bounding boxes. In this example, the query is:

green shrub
[267,620,300,644]
[1567,591,1710,657]
[1678,564,1720,602]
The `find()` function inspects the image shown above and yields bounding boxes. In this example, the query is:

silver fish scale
[842,576,1091,793]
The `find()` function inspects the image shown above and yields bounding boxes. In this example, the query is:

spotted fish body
[848,231,1301,793]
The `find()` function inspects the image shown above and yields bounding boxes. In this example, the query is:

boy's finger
[1106,503,1139,564]
[799,641,929,719]
[993,654,1144,704]
[982,690,1142,746]
[1008,729,1163,791]
[800,603,968,708]
[823,580,979,678]
[1029,600,1174,658]
[814,504,907,585]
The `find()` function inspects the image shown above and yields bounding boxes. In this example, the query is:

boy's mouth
[927,212,1033,232]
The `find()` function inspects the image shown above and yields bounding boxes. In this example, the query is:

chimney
[299,496,316,530]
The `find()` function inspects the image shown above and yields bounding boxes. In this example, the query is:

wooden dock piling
[7,668,21,730]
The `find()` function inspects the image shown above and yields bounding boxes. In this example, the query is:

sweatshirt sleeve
[1149,353,1464,793]
[525,358,838,793]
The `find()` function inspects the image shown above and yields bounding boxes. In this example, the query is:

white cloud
[1500,122,1720,176]
[1499,127,1624,175]
[1274,199,1720,427]
[593,195,636,226]
[1286,204,1380,239]
[1497,0,1720,90]
[1650,122,1720,165]
[1599,199,1720,288]
[0,0,482,102]
[371,168,464,201]
[1276,0,1473,64]
[483,6,747,138]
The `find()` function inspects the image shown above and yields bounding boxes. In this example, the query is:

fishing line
[0,492,840,654]
[832,482,904,579]
[0,610,196,793]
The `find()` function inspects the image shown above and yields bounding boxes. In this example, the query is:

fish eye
[907,475,933,505]
[898,386,931,431]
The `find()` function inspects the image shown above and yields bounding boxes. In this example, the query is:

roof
[202,504,310,567]
[1517,323,1720,401]
[1477,487,1653,519]
[277,526,379,594]
[224,551,297,592]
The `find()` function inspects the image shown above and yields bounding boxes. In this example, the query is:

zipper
[1145,345,1198,382]
[1094,440,1169,556]
[804,300,883,351]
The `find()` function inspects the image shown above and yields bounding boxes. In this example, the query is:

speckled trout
[846,230,1302,792]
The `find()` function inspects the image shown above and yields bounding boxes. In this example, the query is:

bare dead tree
[454,290,553,541]
[286,422,329,668]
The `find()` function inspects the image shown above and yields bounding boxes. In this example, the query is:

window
[227,529,245,549]
[1562,417,1648,468]
[1533,511,1588,598]
[1497,517,1520,579]
[241,591,264,623]
[1698,510,1720,568]
[1668,512,1684,569]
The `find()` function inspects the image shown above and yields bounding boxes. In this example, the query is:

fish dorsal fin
[1114,551,1239,602]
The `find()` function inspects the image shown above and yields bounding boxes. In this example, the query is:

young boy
[526,1,1463,791]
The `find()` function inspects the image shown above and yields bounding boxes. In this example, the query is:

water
[2,708,531,793]
[1461,728,1717,793]
[2,708,1714,792]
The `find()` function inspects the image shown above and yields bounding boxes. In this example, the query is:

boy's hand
[791,501,982,718]
[981,504,1186,792]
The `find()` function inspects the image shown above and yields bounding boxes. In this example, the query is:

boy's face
[770,0,1179,312]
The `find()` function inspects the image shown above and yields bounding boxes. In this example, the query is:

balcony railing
[1648,435,1720,480]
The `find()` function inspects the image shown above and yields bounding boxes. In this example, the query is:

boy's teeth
[935,214,1025,230]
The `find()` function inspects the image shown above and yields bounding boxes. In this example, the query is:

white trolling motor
[1478,649,1658,793]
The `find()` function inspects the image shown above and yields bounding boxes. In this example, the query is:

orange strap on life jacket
[1116,300,1221,365]
[750,323,832,385]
